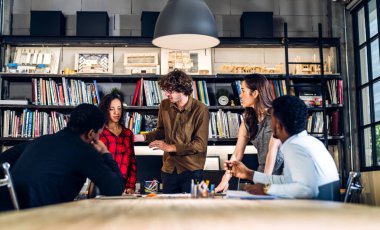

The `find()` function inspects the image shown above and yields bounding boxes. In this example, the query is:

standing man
[0,104,124,210]
[228,96,340,200]
[134,69,210,194]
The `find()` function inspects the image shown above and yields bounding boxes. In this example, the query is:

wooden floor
[1,198,380,229]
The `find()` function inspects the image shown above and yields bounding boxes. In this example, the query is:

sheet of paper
[225,190,276,200]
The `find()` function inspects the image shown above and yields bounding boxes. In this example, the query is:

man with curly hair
[135,69,210,194]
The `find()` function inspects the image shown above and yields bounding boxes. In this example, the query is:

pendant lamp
[152,0,220,50]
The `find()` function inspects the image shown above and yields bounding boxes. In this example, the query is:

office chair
[344,171,363,203]
[0,162,19,210]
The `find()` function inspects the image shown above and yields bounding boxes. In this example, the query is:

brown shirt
[144,97,210,174]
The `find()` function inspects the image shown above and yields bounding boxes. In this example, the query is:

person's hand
[215,172,232,193]
[91,139,109,154]
[124,188,135,194]
[231,161,253,180]
[244,184,265,195]
[134,134,145,142]
[148,140,175,152]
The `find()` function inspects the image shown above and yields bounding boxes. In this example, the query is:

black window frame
[353,0,380,171]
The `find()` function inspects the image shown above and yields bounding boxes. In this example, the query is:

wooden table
[0,198,379,230]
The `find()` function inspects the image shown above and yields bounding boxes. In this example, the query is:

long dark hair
[98,89,125,126]
[243,74,274,139]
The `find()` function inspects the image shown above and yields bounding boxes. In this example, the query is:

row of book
[2,109,69,138]
[231,80,289,105]
[2,108,242,139]
[31,77,100,106]
[307,112,324,134]
[209,110,242,138]
[307,111,340,136]
[326,79,343,104]
[1,109,341,140]
[131,78,210,106]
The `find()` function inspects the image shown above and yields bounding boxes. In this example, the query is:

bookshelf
[0,28,344,177]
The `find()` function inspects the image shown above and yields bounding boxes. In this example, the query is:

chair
[0,162,19,210]
[344,171,363,203]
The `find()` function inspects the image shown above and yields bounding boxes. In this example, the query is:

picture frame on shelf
[75,52,113,74]
[123,52,160,74]
[160,48,212,75]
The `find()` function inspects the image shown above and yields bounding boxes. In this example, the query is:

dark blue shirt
[1,128,124,210]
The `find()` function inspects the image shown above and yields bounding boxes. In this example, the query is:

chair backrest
[0,162,19,210]
[344,171,363,203]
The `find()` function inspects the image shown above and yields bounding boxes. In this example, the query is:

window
[355,0,380,170]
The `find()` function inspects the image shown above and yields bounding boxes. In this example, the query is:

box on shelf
[240,12,273,38]
[141,11,160,37]
[30,11,65,36]
[77,11,109,36]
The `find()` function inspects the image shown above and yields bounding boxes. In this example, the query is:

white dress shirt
[253,130,339,199]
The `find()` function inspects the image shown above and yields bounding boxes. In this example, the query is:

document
[95,194,141,199]
[225,190,276,200]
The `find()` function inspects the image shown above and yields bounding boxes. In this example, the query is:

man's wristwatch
[263,184,271,194]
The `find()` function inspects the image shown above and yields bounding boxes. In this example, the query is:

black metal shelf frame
[0,32,343,148]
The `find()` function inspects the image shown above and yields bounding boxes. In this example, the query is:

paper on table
[225,190,276,200]
[95,194,141,199]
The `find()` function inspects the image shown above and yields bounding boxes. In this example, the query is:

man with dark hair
[0,104,124,210]
[134,69,210,193]
[229,96,339,200]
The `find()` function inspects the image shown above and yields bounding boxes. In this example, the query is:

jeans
[161,169,203,194]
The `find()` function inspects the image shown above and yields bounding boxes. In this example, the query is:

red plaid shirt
[99,127,136,190]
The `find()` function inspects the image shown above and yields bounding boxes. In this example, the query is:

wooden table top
[1,198,380,230]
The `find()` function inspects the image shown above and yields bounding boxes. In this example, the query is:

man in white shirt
[229,95,340,200]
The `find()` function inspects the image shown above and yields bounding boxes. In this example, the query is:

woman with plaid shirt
[98,90,136,194]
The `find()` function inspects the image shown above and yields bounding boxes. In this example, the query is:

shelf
[208,138,238,145]
[0,72,342,80]
[1,36,155,47]
[0,137,33,142]
[288,62,321,65]
[288,74,342,79]
[306,105,343,112]
[216,74,287,80]
[0,36,340,48]
[208,106,244,111]
[0,105,245,111]
[0,137,240,145]
[0,105,76,109]
[314,135,345,141]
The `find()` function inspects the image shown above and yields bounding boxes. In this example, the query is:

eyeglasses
[163,89,175,94]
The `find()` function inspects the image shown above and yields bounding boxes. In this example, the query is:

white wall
[11,0,330,37]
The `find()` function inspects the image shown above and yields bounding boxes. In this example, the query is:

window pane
[377,124,380,166]
[369,0,378,38]
[358,7,367,45]
[364,127,373,167]
[371,39,380,78]
[360,47,369,84]
[362,86,371,125]
[375,81,380,122]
